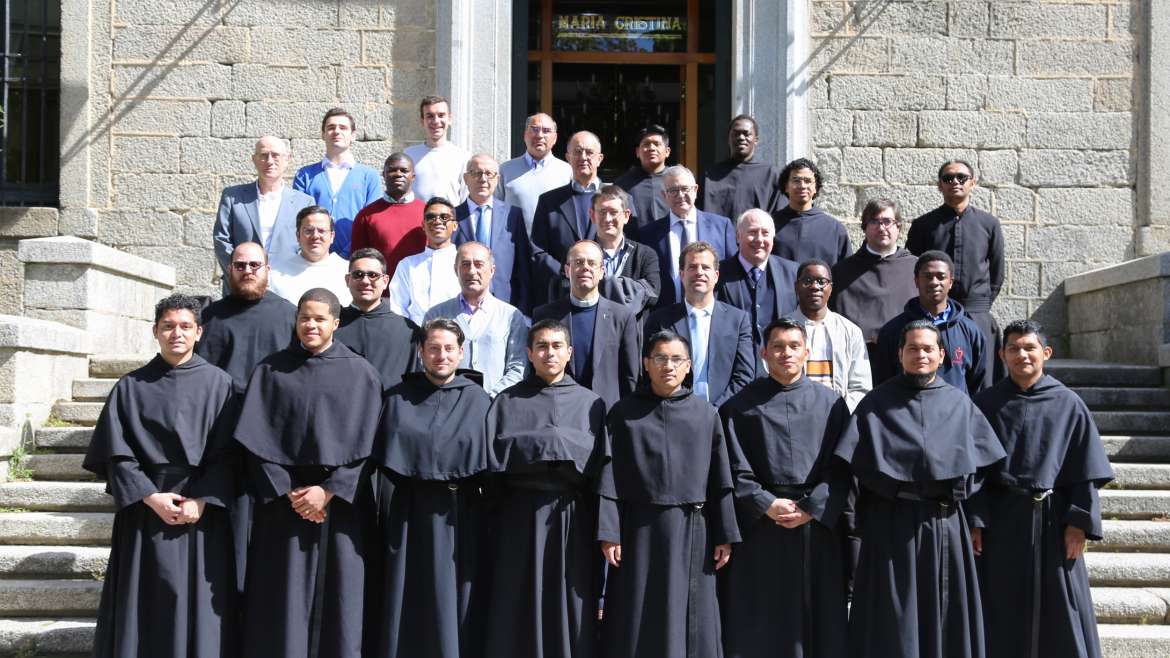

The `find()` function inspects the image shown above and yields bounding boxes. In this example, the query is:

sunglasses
[232,261,264,272]
[348,270,384,281]
[940,173,971,185]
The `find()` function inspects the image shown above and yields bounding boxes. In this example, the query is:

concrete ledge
[0,315,90,355]
[17,236,175,288]
[0,618,96,655]
[1066,253,1170,296]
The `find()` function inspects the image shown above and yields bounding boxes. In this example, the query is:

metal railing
[1,0,60,207]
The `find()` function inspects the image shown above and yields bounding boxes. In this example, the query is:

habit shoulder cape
[834,375,1005,658]
[336,302,419,391]
[233,341,382,658]
[483,375,608,658]
[598,386,740,658]
[82,354,238,658]
[830,246,919,344]
[771,205,853,267]
[718,376,852,658]
[371,372,493,658]
[972,375,1114,658]
[702,157,782,220]
[196,290,296,394]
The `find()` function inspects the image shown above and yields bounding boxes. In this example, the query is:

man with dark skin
[351,152,427,279]
[791,260,871,410]
[701,115,782,220]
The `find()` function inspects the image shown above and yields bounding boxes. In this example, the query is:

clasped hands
[767,497,812,529]
[143,492,205,525]
[288,485,334,524]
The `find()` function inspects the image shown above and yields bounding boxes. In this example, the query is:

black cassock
[771,205,853,267]
[718,376,851,658]
[598,386,740,658]
[972,375,1114,658]
[336,302,419,391]
[371,372,493,658]
[701,158,782,220]
[483,375,607,658]
[834,375,1005,658]
[83,354,239,658]
[233,341,382,658]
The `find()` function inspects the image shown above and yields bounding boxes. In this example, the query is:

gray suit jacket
[214,182,315,273]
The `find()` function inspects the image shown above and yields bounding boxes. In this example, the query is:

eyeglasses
[424,212,455,223]
[650,355,689,367]
[232,260,264,272]
[466,170,498,180]
[568,257,601,268]
[300,227,331,236]
[569,148,600,158]
[864,218,898,228]
[940,173,972,185]
[665,185,695,196]
[348,270,384,281]
[527,125,555,135]
[798,276,832,289]
[788,176,816,186]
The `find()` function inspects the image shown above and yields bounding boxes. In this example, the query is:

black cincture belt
[998,483,1053,658]
[765,484,811,499]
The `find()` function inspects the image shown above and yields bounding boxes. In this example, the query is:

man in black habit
[718,318,852,658]
[701,114,782,219]
[336,246,419,390]
[598,329,740,658]
[234,288,382,658]
[770,158,852,267]
[614,124,671,238]
[84,293,238,658]
[835,320,1005,658]
[371,318,494,658]
[971,320,1113,658]
[483,319,608,658]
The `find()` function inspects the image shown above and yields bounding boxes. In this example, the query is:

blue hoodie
[874,297,989,395]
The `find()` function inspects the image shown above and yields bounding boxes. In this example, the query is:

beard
[231,276,267,301]
[906,372,936,388]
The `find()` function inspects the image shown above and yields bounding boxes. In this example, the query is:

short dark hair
[899,319,941,348]
[644,329,691,359]
[763,317,806,345]
[797,258,832,281]
[320,107,356,132]
[527,319,570,348]
[419,95,449,117]
[780,158,823,199]
[423,317,465,346]
[728,114,759,136]
[679,241,721,272]
[861,198,903,228]
[637,124,670,148]
[154,293,203,325]
[384,152,413,169]
[938,159,975,180]
[296,205,334,231]
[349,248,387,273]
[591,184,631,212]
[297,288,341,319]
[424,196,456,215]
[1003,319,1049,348]
[914,250,954,277]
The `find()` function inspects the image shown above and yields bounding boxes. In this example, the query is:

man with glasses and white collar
[269,206,353,306]
[388,197,462,324]
[907,159,1005,378]
[498,112,573,233]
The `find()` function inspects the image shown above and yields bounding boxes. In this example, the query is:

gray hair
[735,208,775,231]
[662,165,694,181]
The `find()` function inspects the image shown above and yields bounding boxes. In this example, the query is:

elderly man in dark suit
[454,153,535,315]
[645,241,754,406]
[641,165,737,309]
[213,136,314,283]
[533,240,640,409]
[717,208,799,376]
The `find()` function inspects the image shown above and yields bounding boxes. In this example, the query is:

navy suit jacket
[716,253,801,376]
[213,182,314,274]
[455,199,534,316]
[531,183,596,267]
[644,300,755,406]
[533,296,640,409]
[643,210,738,307]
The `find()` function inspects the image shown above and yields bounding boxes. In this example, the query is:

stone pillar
[731,0,811,165]
[1136,1,1170,255]
[437,0,514,163]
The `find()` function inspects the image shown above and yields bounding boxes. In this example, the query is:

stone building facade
[2,0,1164,352]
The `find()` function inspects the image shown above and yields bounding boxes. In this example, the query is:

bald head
[524,113,558,160]
[228,242,270,300]
[736,209,776,267]
[252,136,290,183]
[567,132,603,187]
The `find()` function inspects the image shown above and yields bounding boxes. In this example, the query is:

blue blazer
[644,300,755,406]
[643,210,738,307]
[716,253,800,376]
[454,200,535,316]
[213,182,314,275]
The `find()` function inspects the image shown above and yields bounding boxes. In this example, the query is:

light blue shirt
[685,300,713,401]
[424,292,531,397]
[466,199,494,248]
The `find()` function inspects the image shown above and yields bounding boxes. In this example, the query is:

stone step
[1074,387,1170,409]
[1093,587,1170,624]
[26,455,93,482]
[0,513,111,546]
[1100,490,1170,519]
[88,355,151,379]
[1111,464,1170,490]
[0,617,95,656]
[0,579,101,616]
[34,427,94,453]
[1094,411,1170,435]
[1105,436,1170,463]
[1088,553,1170,587]
[1099,624,1170,658]
[48,402,104,427]
[0,546,109,579]
[1098,521,1170,552]
[1047,360,1163,388]
[69,379,115,402]
[0,482,112,512]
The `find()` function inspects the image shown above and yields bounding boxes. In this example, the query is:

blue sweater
[293,161,383,258]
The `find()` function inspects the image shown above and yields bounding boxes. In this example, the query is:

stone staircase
[0,358,1168,656]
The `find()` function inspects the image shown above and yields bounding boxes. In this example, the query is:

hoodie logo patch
[953,346,965,366]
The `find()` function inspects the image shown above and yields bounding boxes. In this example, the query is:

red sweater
[350,198,427,278]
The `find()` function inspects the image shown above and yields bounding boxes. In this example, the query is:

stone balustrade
[1065,252,1170,368]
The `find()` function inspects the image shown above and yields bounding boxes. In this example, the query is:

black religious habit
[771,205,853,267]
[613,165,666,239]
[830,246,919,352]
[701,158,782,220]
[336,302,419,390]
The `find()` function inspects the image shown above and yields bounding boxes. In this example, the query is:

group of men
[83,99,1112,658]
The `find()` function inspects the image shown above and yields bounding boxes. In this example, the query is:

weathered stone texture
[853,111,916,147]
[989,3,1108,39]
[1027,113,1133,151]
[1037,188,1134,227]
[112,26,251,63]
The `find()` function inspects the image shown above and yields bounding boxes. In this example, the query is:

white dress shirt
[256,182,283,249]
[668,210,698,299]
[268,252,353,307]
[322,154,355,196]
[423,292,530,397]
[387,243,460,324]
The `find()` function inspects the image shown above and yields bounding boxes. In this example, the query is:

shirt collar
[424,243,456,255]
[916,300,953,322]
[321,154,355,169]
[684,299,713,317]
[569,294,600,308]
[466,197,494,213]
[864,243,898,258]
[737,253,766,275]
[256,182,283,201]
[669,209,696,225]
[385,190,415,204]
[570,178,602,194]
[524,152,548,170]
[459,291,493,315]
[602,236,627,257]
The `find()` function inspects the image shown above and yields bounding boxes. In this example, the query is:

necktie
[689,309,709,401]
[749,266,763,288]
[475,206,488,246]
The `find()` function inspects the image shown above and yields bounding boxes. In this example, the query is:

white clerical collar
[569,294,600,308]
[865,243,898,258]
